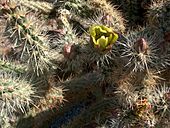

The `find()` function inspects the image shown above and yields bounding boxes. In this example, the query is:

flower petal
[89,25,96,37]
[108,34,113,44]
[89,25,118,51]
[97,36,108,49]
[95,26,107,36]
[92,36,98,45]
[110,32,119,45]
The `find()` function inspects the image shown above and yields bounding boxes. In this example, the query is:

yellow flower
[89,25,118,50]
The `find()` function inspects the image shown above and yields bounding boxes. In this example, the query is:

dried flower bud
[134,38,148,54]
[63,44,75,59]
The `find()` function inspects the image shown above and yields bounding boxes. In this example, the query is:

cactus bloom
[89,25,118,50]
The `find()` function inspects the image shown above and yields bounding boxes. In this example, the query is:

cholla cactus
[0,73,35,127]
[87,0,125,32]
[147,0,170,69]
[0,113,14,128]
[119,28,161,72]
[17,0,54,14]
[58,0,125,34]
[61,24,119,71]
[0,0,170,128]
[0,0,56,75]
[87,24,119,68]
[151,84,170,115]
[0,59,26,74]
[35,86,65,112]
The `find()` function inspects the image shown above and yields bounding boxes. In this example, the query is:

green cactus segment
[119,28,162,72]
[2,2,53,74]
[89,25,118,51]
[57,0,125,33]
[0,74,35,116]
[87,0,125,32]
[11,15,47,49]
[18,0,53,14]
[64,0,94,18]
[0,59,26,74]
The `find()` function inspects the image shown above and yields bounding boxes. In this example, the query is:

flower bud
[134,38,148,54]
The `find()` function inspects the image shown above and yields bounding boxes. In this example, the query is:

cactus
[17,0,54,14]
[0,73,35,127]
[0,0,59,75]
[119,27,162,72]
[87,0,126,32]
[0,59,26,74]
[0,0,170,128]
[57,0,125,34]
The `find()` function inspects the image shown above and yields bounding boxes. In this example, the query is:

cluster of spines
[0,59,26,74]
[118,27,163,72]
[56,0,170,127]
[0,73,35,127]
[1,0,58,75]
[98,69,170,127]
[17,0,54,14]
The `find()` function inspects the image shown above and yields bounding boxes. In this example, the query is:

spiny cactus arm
[17,0,53,14]
[0,59,27,73]
[0,73,36,127]
[56,0,125,33]
[0,113,13,128]
[33,86,66,113]
[1,1,57,74]
[87,0,125,32]
[118,27,162,72]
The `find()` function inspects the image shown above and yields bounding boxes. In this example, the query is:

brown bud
[134,38,149,54]
[63,44,75,59]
